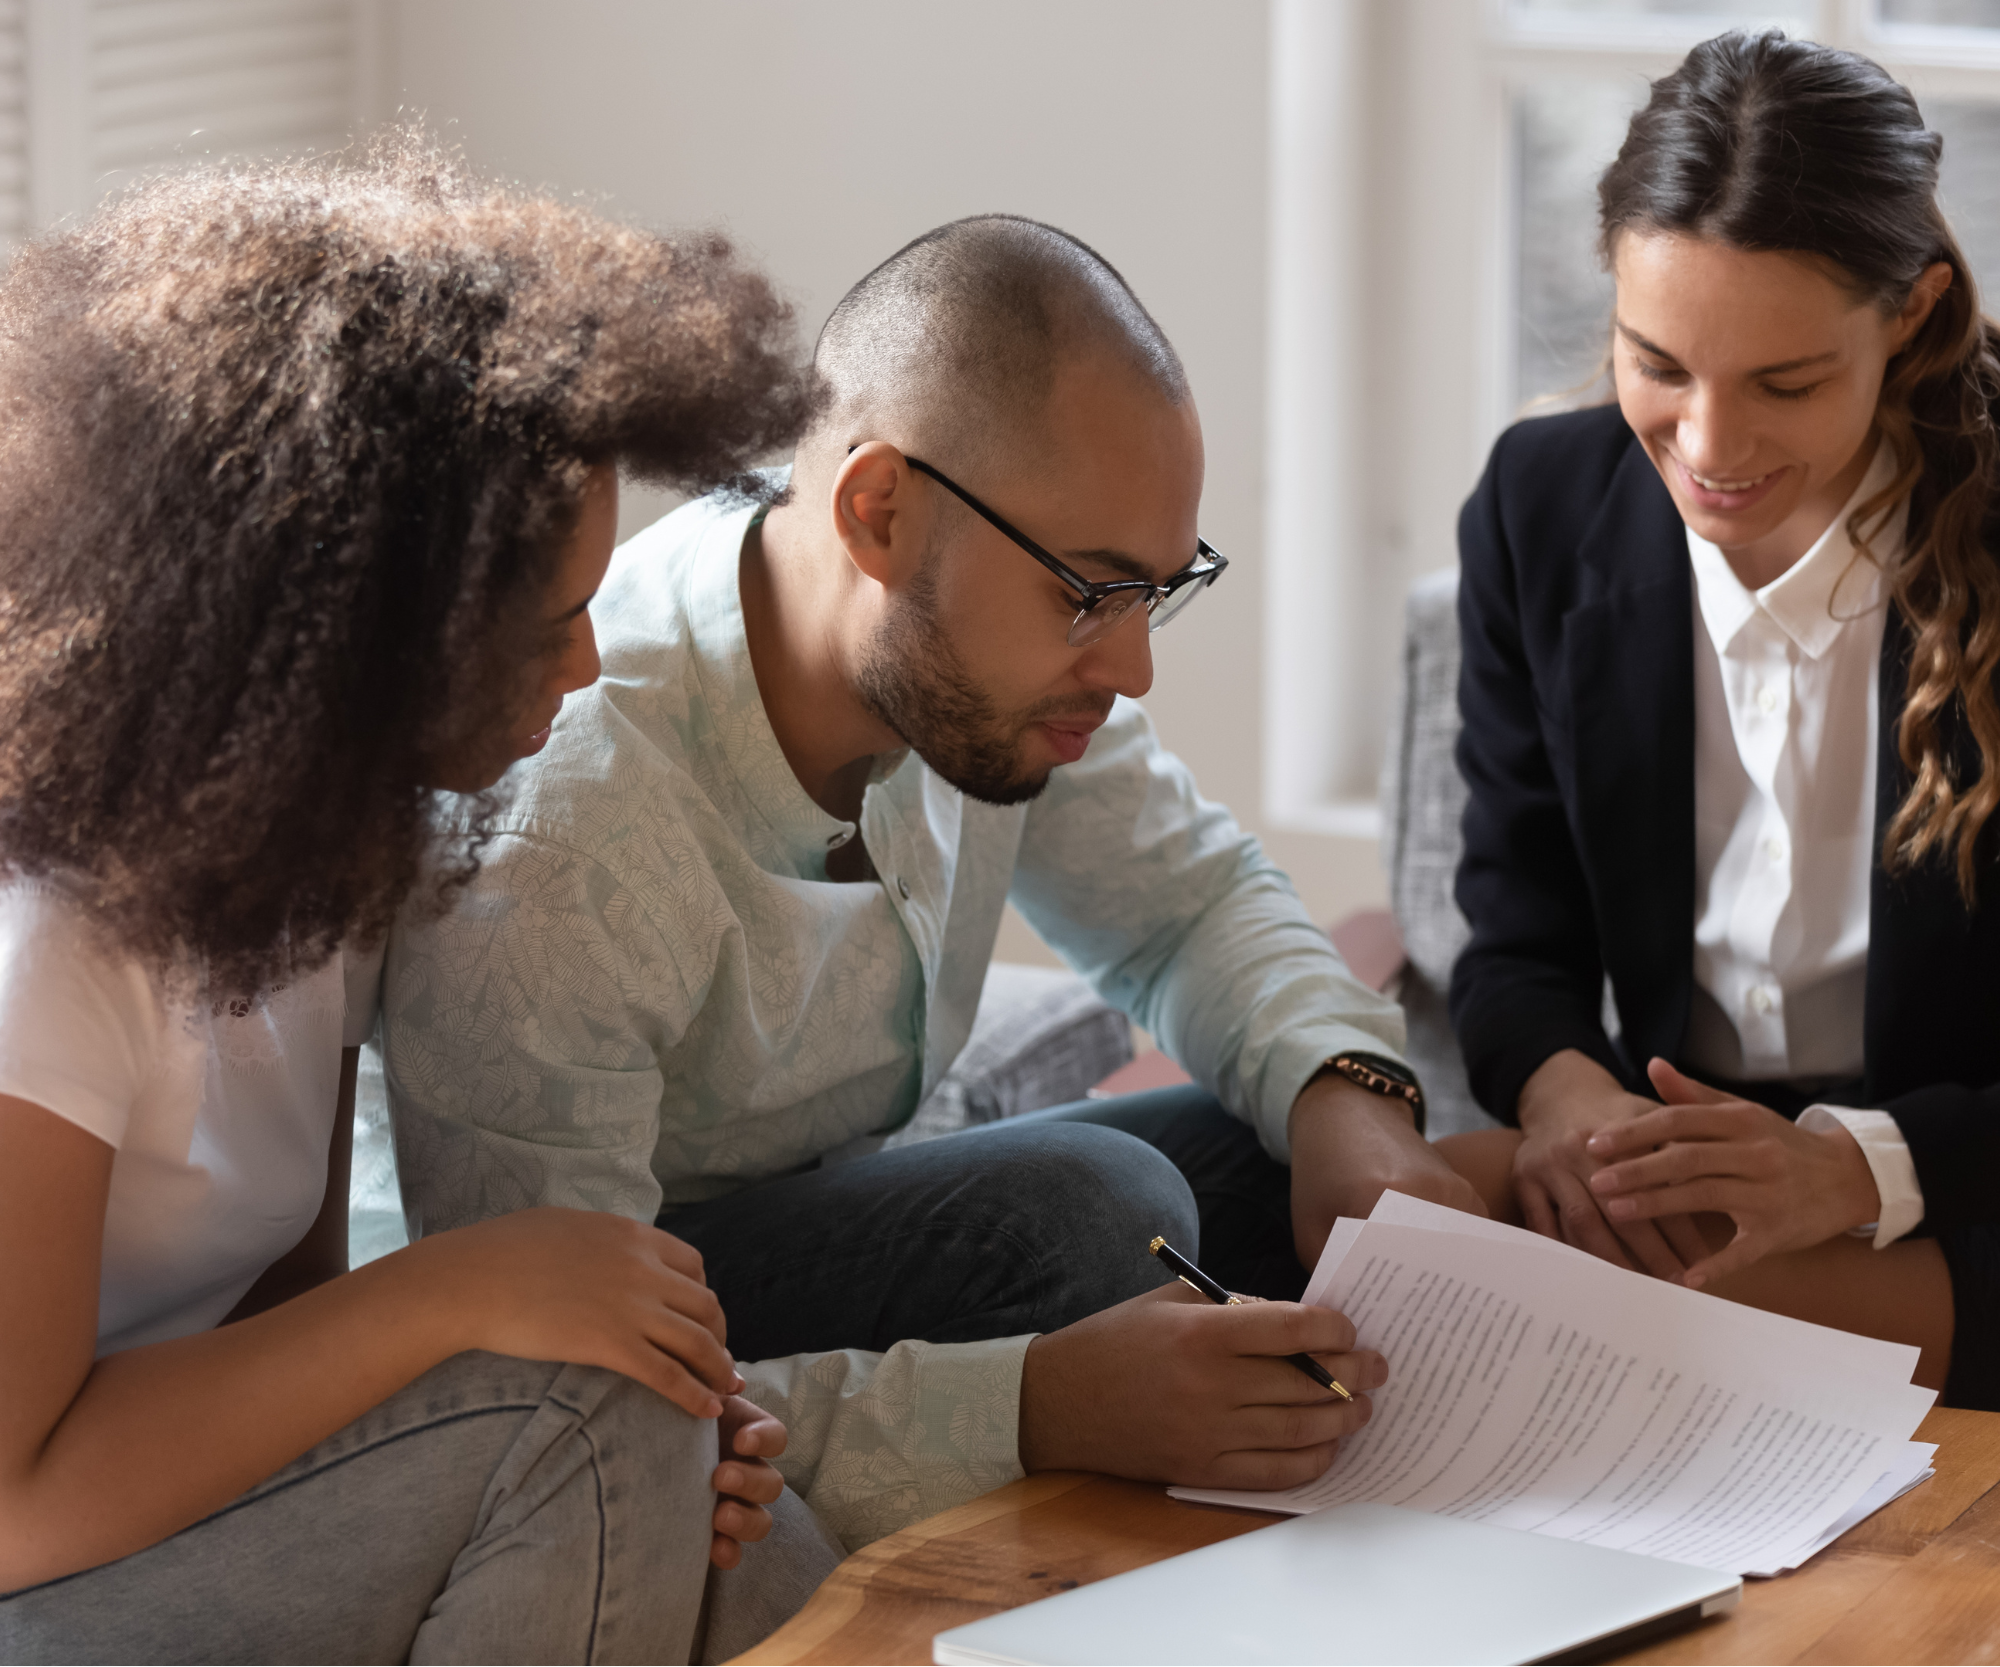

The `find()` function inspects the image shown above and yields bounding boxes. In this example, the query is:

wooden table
[740,1406,2000,1665]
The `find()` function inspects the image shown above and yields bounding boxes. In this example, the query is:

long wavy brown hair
[0,135,810,996]
[1598,30,2000,900]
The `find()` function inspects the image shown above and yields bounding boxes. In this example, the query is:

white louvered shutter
[0,2,27,261]
[24,0,370,236]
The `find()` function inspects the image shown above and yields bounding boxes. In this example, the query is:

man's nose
[1076,604,1154,699]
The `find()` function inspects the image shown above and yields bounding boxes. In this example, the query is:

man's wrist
[1288,1071,1418,1142]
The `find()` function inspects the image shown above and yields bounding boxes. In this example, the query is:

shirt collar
[1687,442,1902,662]
[684,483,856,863]
[681,483,873,870]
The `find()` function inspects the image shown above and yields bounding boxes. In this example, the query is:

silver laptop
[931,1502,1741,1666]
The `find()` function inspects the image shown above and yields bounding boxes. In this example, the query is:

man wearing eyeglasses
[383,216,1485,1553]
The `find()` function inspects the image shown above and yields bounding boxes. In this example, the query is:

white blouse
[0,879,382,1354]
[1684,444,1921,1246]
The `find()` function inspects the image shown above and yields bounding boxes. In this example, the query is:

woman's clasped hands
[1584,1059,1885,1290]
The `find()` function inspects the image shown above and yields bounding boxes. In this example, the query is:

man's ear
[831,443,925,590]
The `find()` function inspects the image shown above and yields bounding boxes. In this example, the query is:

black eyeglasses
[903,456,1227,649]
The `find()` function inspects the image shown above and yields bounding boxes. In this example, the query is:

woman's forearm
[0,1234,478,1590]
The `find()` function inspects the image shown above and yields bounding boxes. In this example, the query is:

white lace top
[0,879,382,1355]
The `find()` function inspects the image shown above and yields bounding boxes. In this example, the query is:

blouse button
[897,876,911,899]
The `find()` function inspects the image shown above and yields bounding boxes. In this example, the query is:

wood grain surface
[736,1405,2000,1666]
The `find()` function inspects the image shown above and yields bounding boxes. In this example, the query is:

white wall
[383,0,1388,957]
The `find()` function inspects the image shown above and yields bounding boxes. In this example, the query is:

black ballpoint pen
[1149,1235,1353,1401]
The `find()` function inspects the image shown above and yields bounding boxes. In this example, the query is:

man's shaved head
[805,214,1188,477]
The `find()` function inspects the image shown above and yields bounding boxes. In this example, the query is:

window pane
[1878,0,2000,26]
[1931,100,2000,302]
[1507,0,1799,20]
[1513,78,1647,409]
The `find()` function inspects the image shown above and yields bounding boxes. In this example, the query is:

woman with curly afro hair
[0,138,834,1663]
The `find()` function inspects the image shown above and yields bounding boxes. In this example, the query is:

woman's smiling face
[1611,229,1948,588]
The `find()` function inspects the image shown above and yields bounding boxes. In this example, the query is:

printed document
[1174,1194,1936,1577]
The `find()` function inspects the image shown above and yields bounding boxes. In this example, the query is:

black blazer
[1450,402,2000,1235]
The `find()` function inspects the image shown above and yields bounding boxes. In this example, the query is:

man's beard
[853,575,1084,807]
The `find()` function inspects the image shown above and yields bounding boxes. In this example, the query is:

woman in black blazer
[1452,31,2000,1408]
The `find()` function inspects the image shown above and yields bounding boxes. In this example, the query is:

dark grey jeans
[0,1352,841,1666]
[655,1089,1293,1361]
[659,1113,1200,1361]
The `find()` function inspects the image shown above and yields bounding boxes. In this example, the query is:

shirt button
[1748,985,1774,1014]
[827,831,849,849]
[897,876,911,899]
[1758,686,1781,714]
[1763,836,1786,862]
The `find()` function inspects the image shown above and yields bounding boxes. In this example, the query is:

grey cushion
[1380,567,1472,993]
[884,961,1133,1147]
[1379,568,1495,1137]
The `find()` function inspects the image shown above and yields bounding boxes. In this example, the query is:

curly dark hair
[0,135,810,996]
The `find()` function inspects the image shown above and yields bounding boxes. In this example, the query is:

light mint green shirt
[383,485,1407,1543]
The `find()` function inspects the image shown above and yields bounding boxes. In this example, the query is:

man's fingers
[1226,1350,1387,1407]
[712,1499,774,1546]
[709,1532,743,1570]
[1205,1437,1350,1493]
[1211,1299,1359,1360]
[1228,1395,1373,1452]
[714,1459,784,1505]
[727,1409,788,1458]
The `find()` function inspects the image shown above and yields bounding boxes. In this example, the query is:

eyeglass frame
[897,454,1227,644]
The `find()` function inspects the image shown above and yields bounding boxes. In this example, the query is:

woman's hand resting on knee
[1581,1060,1882,1289]
[422,1208,743,1417]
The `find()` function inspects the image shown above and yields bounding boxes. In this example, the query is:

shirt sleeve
[735,1335,1030,1552]
[1798,1105,1925,1248]
[0,883,164,1149]
[382,828,692,1231]
[1006,698,1409,1163]
[341,937,387,1049]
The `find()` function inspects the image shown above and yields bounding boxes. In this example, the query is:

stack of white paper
[1173,1193,1937,1577]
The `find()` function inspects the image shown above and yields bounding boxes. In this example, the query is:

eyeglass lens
[1065,572,1214,649]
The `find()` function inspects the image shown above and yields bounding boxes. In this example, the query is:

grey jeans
[0,1352,843,1665]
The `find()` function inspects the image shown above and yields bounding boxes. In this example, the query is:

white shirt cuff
[1797,1105,1925,1248]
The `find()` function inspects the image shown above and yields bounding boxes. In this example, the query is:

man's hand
[1584,1059,1881,1288]
[1513,1050,1710,1279]
[1288,1075,1486,1269]
[1016,1284,1386,1492]
[709,1394,787,1570]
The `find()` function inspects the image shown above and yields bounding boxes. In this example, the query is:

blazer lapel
[1559,444,1696,1069]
